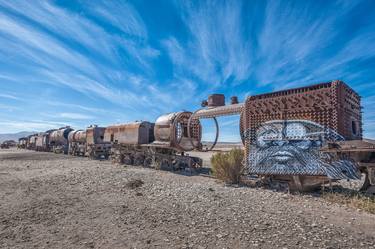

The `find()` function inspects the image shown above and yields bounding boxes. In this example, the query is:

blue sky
[0,0,374,141]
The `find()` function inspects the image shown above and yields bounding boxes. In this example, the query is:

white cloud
[164,1,251,86]
[0,93,20,100]
[58,113,94,120]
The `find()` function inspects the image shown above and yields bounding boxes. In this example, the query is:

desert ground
[0,148,374,249]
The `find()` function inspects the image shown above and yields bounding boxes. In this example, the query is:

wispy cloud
[0,93,19,100]
[58,113,94,120]
[164,1,251,87]
[0,0,374,140]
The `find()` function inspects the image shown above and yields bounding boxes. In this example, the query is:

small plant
[211,148,244,184]
[322,188,375,214]
[126,179,144,189]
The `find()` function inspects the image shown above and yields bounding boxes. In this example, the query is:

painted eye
[295,140,312,150]
[256,130,278,148]
[285,123,307,138]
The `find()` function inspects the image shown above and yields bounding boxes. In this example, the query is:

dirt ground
[0,149,374,249]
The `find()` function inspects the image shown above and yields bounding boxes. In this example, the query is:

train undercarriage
[110,143,202,172]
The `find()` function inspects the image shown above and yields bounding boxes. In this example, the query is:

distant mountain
[0,131,36,143]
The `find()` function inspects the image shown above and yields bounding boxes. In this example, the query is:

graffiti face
[247,120,360,179]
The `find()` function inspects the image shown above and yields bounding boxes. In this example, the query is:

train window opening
[352,121,357,135]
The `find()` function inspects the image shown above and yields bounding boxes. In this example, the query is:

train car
[26,134,38,150]
[68,125,110,158]
[49,126,73,154]
[104,121,155,165]
[18,137,28,149]
[68,130,87,156]
[86,125,111,159]
[35,132,45,151]
[1,140,16,149]
[106,112,202,171]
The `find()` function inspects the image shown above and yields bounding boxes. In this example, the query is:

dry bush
[322,190,375,214]
[211,148,244,184]
[126,179,144,189]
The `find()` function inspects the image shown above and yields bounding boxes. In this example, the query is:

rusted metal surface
[207,94,225,107]
[86,125,105,145]
[104,121,154,145]
[1,140,16,149]
[193,103,244,119]
[18,137,28,149]
[321,140,375,192]
[27,134,38,150]
[240,80,363,190]
[154,111,201,151]
[86,125,110,159]
[49,127,73,154]
[241,80,362,143]
[68,130,87,143]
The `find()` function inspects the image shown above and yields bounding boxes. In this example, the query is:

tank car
[68,130,87,156]
[26,134,38,150]
[18,137,28,149]
[35,132,45,151]
[49,126,73,154]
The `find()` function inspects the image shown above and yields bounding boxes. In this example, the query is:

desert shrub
[322,189,375,214]
[126,179,144,189]
[211,148,244,184]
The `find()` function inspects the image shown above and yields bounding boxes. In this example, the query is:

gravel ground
[0,149,374,249]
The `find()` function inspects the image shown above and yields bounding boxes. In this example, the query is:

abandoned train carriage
[104,121,154,165]
[68,125,111,159]
[68,130,87,156]
[105,112,202,170]
[18,137,28,149]
[86,125,111,159]
[50,127,74,154]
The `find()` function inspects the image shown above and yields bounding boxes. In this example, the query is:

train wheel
[123,154,134,165]
[133,154,145,166]
[143,157,152,168]
[154,157,169,170]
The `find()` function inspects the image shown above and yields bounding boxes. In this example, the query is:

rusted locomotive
[1,140,16,149]
[49,126,73,154]
[106,112,202,170]
[26,134,38,150]
[68,125,110,159]
[15,79,374,192]
[192,80,373,192]
[18,137,28,149]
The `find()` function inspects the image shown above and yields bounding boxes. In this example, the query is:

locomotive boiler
[49,126,73,154]
[68,125,110,158]
[68,130,87,156]
[18,137,28,149]
[26,134,38,150]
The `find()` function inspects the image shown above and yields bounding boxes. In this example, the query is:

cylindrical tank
[154,111,201,151]
[50,127,74,144]
[68,130,87,143]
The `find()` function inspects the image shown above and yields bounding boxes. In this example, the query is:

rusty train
[19,111,203,171]
[17,80,375,193]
